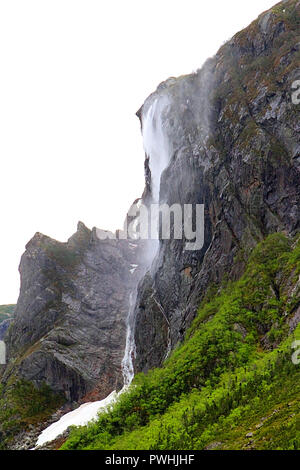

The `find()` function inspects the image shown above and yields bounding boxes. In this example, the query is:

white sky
[0,0,277,303]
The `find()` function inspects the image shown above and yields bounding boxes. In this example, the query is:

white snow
[35,390,118,448]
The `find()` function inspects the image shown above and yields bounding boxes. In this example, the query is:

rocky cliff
[134,0,300,372]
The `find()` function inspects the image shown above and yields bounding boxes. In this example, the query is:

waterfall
[0,340,6,365]
[121,291,137,386]
[142,96,171,203]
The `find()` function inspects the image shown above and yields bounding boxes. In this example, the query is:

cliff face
[134,0,300,372]
[2,222,146,402]
[0,305,15,340]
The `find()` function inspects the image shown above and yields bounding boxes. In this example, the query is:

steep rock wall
[134,0,300,372]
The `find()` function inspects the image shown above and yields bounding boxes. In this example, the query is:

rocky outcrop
[2,222,147,402]
[134,0,300,372]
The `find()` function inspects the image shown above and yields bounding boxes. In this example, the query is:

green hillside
[61,233,300,450]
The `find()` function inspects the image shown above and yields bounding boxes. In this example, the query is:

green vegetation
[62,233,300,450]
[0,305,15,323]
[0,379,64,449]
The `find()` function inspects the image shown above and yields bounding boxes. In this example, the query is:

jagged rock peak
[67,221,91,250]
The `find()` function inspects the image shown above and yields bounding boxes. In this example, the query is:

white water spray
[142,96,171,203]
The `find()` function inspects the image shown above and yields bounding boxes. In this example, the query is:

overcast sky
[0,0,277,304]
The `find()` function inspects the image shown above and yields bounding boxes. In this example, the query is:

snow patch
[35,390,118,448]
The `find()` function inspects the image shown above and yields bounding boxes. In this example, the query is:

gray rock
[0,319,11,340]
[2,221,149,402]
